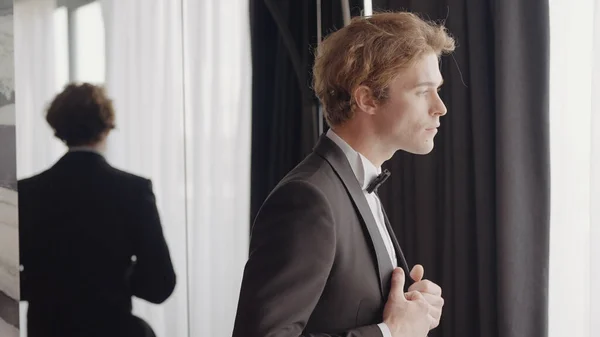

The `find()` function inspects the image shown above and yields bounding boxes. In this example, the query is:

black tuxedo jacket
[18,151,176,337]
[233,135,411,337]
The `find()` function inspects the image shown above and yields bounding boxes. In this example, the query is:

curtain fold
[249,0,317,221]
[14,0,63,179]
[100,1,189,336]
[249,0,365,221]
[103,0,252,335]
[493,1,550,336]
[182,0,251,335]
[13,3,62,336]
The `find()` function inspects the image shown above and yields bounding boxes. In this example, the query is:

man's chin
[405,143,435,155]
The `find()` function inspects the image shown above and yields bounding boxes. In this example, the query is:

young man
[233,12,455,337]
[19,83,176,337]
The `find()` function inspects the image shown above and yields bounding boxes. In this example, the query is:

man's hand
[408,265,444,330]
[383,268,432,337]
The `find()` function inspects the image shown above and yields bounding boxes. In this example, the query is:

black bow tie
[366,169,391,194]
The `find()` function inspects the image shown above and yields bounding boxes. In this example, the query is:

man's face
[374,52,447,155]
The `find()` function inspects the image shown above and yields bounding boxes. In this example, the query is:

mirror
[14,0,187,336]
[12,0,251,336]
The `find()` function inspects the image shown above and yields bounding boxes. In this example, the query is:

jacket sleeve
[128,179,176,304]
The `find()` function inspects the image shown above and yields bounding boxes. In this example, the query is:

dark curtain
[373,1,550,337]
[250,0,314,221]
[249,0,362,220]
[250,1,550,337]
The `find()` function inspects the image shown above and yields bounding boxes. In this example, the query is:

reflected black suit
[18,151,176,337]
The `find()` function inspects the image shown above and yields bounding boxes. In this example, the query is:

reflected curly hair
[313,12,456,127]
[46,83,116,147]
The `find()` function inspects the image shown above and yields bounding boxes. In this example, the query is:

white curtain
[101,0,251,336]
[100,1,189,336]
[13,0,251,335]
[13,2,62,336]
[14,0,64,179]
[548,0,599,337]
[182,0,251,336]
[591,3,600,334]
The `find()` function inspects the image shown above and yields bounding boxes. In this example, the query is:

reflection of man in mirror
[18,83,176,337]
[233,12,455,337]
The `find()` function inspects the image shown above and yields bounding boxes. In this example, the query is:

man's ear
[353,85,378,116]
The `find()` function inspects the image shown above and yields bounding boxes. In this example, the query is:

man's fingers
[405,290,425,302]
[429,313,440,329]
[390,268,407,302]
[404,292,441,305]
[405,291,443,330]
[428,300,442,317]
[408,279,442,296]
[420,293,444,308]
[410,264,424,282]
[428,303,442,328]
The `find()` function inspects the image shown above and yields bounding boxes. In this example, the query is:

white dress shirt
[326,130,396,337]
[68,145,104,155]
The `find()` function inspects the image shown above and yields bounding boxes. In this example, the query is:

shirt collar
[326,129,381,191]
[68,146,104,156]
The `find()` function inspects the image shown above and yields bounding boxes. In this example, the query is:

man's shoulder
[17,169,50,191]
[262,152,349,209]
[253,155,340,228]
[20,163,150,192]
[105,166,151,187]
[280,152,339,191]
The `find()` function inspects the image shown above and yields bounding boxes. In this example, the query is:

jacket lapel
[313,134,394,298]
[380,204,411,282]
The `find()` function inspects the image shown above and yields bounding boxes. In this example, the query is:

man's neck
[330,123,392,167]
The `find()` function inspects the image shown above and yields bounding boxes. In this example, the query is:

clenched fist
[408,265,444,330]
[383,268,432,337]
